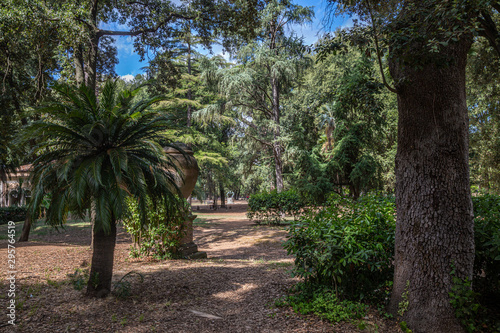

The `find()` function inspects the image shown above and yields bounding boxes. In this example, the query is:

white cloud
[340,17,354,30]
[121,74,135,82]
[114,36,135,56]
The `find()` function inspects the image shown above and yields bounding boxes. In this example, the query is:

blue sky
[114,0,352,78]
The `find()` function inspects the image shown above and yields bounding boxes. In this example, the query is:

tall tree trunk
[269,19,283,192]
[387,31,474,332]
[271,76,283,192]
[18,213,32,242]
[219,182,225,208]
[86,32,99,94]
[74,44,85,87]
[187,40,192,128]
[87,219,116,297]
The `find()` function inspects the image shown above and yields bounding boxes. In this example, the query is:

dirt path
[0,202,398,333]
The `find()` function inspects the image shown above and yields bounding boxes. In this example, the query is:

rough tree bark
[87,220,117,298]
[187,39,192,128]
[270,18,283,192]
[219,182,226,208]
[271,76,284,193]
[86,32,99,94]
[387,23,474,333]
[18,213,32,242]
[74,44,85,87]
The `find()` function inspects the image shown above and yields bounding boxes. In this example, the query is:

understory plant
[472,194,500,296]
[284,283,369,324]
[123,195,189,260]
[284,193,396,301]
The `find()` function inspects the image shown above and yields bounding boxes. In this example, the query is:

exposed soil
[0,201,399,333]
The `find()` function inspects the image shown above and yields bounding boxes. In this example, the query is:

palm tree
[25,81,181,297]
[318,103,337,154]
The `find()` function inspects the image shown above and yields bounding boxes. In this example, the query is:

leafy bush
[122,196,188,260]
[0,206,28,224]
[247,189,305,225]
[284,193,395,301]
[472,194,500,295]
[285,283,368,323]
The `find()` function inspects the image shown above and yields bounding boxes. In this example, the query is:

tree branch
[96,12,195,38]
[477,11,500,58]
[366,0,397,94]
[248,134,272,147]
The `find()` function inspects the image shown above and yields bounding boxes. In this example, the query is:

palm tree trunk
[87,219,117,297]
[18,213,32,242]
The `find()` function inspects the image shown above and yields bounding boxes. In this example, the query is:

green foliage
[397,280,410,317]
[285,283,368,323]
[472,194,500,295]
[0,206,27,224]
[123,196,188,260]
[289,44,397,198]
[112,271,144,299]
[197,1,314,191]
[284,193,395,300]
[68,268,89,291]
[247,189,305,225]
[283,192,500,329]
[467,38,500,194]
[25,80,181,233]
[399,321,413,333]
[449,265,481,333]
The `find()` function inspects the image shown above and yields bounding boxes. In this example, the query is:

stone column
[164,143,207,259]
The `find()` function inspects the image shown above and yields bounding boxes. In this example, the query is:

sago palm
[25,81,181,297]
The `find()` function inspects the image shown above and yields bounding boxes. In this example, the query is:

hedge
[0,206,28,224]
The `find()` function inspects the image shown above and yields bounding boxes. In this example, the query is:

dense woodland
[1,0,500,332]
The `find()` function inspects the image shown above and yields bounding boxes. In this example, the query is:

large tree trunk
[74,44,85,87]
[219,182,225,208]
[18,213,32,242]
[387,30,474,332]
[86,32,99,94]
[87,219,116,298]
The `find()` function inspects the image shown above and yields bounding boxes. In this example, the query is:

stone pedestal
[164,143,206,259]
[178,214,207,259]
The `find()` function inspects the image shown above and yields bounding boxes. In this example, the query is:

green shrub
[122,196,188,260]
[247,189,305,225]
[0,206,28,224]
[472,194,500,296]
[285,283,368,323]
[284,193,395,301]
